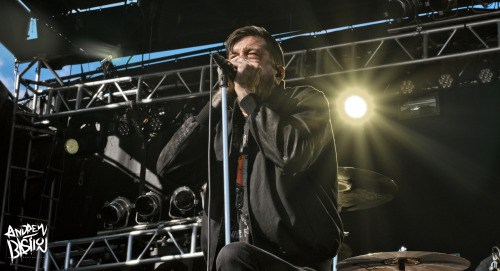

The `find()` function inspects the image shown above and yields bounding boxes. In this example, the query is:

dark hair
[225,26,285,66]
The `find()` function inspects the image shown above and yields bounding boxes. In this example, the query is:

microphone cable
[206,52,214,271]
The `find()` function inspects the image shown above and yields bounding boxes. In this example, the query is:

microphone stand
[219,69,232,245]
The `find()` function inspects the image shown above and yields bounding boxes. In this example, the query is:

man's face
[228,36,277,100]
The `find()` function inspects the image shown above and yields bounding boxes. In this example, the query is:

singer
[157,26,343,271]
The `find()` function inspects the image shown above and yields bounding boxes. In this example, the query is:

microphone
[213,53,236,81]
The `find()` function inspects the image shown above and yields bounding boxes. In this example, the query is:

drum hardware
[333,167,398,271]
[336,251,471,271]
[334,169,472,271]
[338,167,398,212]
[491,246,500,271]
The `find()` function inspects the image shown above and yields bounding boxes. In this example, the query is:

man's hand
[217,58,261,117]
[230,58,262,103]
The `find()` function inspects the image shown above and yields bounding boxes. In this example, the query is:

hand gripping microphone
[212,53,237,81]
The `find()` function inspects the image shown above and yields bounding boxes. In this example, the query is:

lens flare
[344,95,368,119]
[336,89,374,125]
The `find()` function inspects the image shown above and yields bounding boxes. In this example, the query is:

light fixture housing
[478,68,494,84]
[149,116,163,133]
[116,119,132,137]
[135,191,163,217]
[399,92,440,120]
[476,59,497,84]
[400,79,416,94]
[64,138,79,155]
[385,0,422,21]
[437,73,454,89]
[171,186,196,212]
[65,116,108,155]
[101,197,132,226]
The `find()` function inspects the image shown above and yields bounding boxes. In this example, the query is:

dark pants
[215,242,317,271]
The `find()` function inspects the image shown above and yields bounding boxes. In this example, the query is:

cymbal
[338,167,398,212]
[336,251,471,271]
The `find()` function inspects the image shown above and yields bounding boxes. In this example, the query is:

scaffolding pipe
[0,59,24,250]
[20,61,42,227]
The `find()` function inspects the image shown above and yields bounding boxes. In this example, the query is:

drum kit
[335,166,471,271]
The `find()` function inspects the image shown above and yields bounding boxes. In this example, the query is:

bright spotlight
[344,95,368,119]
[336,90,374,124]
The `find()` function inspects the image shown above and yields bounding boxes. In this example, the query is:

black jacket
[157,84,343,271]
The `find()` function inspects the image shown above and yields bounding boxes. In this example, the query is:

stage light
[344,95,368,119]
[64,128,106,155]
[385,0,422,21]
[101,197,132,226]
[473,58,497,84]
[64,138,79,155]
[171,186,196,212]
[336,89,374,124]
[135,191,163,217]
[438,73,454,88]
[400,80,415,94]
[478,67,494,84]
[399,93,440,119]
[116,119,132,137]
[65,116,108,155]
[149,116,163,132]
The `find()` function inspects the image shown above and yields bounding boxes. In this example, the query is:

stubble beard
[255,72,276,101]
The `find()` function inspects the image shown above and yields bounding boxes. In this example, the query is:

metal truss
[4,13,499,271]
[35,218,203,271]
[15,16,500,120]
[17,59,219,119]
[287,17,500,80]
[0,60,64,270]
